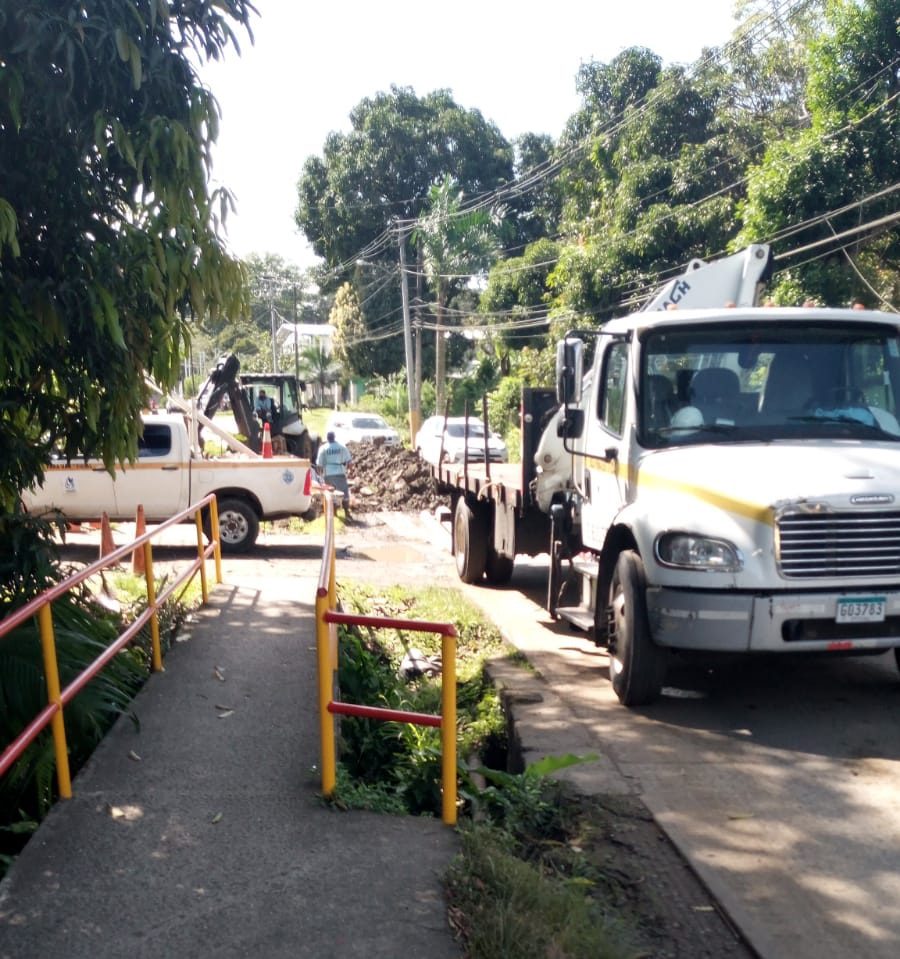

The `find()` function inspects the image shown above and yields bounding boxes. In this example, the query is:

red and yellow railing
[0,495,223,797]
[314,489,458,825]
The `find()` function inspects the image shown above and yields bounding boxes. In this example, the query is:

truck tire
[215,498,260,554]
[485,548,514,586]
[608,550,667,706]
[454,497,488,584]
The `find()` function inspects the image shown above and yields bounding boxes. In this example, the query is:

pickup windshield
[639,319,900,448]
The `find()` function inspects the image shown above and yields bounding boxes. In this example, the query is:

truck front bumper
[646,586,900,653]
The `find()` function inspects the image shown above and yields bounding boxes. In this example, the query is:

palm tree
[299,343,340,406]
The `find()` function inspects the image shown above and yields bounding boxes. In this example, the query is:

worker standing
[316,431,352,517]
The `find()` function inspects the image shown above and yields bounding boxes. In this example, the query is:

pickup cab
[22,413,314,553]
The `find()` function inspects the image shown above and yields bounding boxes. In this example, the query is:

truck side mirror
[556,338,584,404]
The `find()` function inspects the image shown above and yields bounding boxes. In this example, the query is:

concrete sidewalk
[0,573,460,959]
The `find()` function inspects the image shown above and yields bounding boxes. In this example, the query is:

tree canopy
[295,86,514,274]
[738,0,900,305]
[0,0,256,515]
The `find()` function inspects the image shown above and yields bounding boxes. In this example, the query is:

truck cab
[545,255,900,705]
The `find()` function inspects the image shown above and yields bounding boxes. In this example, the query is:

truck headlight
[655,533,742,572]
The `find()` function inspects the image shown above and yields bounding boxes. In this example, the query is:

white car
[414,416,508,465]
[325,412,400,446]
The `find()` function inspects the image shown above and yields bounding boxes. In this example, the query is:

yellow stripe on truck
[586,455,774,526]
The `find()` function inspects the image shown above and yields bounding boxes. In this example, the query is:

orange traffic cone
[261,422,273,459]
[99,511,115,562]
[132,504,147,574]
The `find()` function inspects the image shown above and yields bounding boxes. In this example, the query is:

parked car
[325,411,400,446]
[414,416,508,465]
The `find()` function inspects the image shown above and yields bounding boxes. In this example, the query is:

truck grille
[777,510,900,578]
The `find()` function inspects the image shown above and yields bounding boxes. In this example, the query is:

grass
[447,824,635,959]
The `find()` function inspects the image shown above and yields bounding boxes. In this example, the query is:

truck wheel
[608,551,667,706]
[454,497,488,584]
[215,498,259,554]
[485,549,514,585]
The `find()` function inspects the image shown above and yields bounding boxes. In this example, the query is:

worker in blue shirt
[316,431,352,516]
[255,389,274,424]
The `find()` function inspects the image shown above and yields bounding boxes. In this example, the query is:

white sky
[198,1,740,270]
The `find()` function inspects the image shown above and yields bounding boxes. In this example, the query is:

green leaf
[114,28,130,62]
[524,753,598,779]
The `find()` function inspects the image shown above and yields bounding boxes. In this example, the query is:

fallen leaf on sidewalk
[211,812,223,824]
[128,750,142,762]
[214,666,226,681]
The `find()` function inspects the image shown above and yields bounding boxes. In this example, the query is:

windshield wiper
[788,414,895,438]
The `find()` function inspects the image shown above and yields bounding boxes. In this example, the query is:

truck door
[580,340,630,552]
[33,457,118,521]
[112,422,188,522]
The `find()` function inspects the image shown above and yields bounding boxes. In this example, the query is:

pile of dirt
[344,441,446,514]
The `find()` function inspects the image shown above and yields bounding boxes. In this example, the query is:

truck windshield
[639,319,900,448]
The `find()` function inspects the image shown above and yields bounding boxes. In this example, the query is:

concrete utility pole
[263,274,278,373]
[398,224,420,439]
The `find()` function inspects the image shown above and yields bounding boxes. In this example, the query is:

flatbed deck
[429,461,526,507]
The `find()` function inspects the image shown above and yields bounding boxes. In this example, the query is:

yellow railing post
[441,631,457,826]
[195,510,209,603]
[37,605,72,799]
[143,541,162,672]
[316,588,337,797]
[210,496,223,583]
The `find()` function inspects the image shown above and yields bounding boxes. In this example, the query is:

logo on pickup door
[281,470,295,485]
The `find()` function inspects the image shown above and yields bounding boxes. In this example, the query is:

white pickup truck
[22,413,314,553]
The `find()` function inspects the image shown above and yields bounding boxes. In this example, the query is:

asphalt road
[60,514,900,958]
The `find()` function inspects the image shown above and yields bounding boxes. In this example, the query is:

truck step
[555,605,596,633]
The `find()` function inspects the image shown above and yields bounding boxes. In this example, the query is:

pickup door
[111,421,189,521]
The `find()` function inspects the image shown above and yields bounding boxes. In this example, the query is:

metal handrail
[314,488,458,825]
[0,495,223,795]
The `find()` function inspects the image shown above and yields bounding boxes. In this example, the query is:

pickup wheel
[215,498,259,554]
[485,548,514,585]
[608,550,667,706]
[454,497,488,584]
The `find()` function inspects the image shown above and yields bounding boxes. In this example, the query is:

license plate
[836,597,886,624]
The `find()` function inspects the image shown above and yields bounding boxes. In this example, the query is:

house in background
[276,321,335,359]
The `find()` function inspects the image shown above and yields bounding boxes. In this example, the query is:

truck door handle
[161,466,179,471]
[604,447,618,461]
